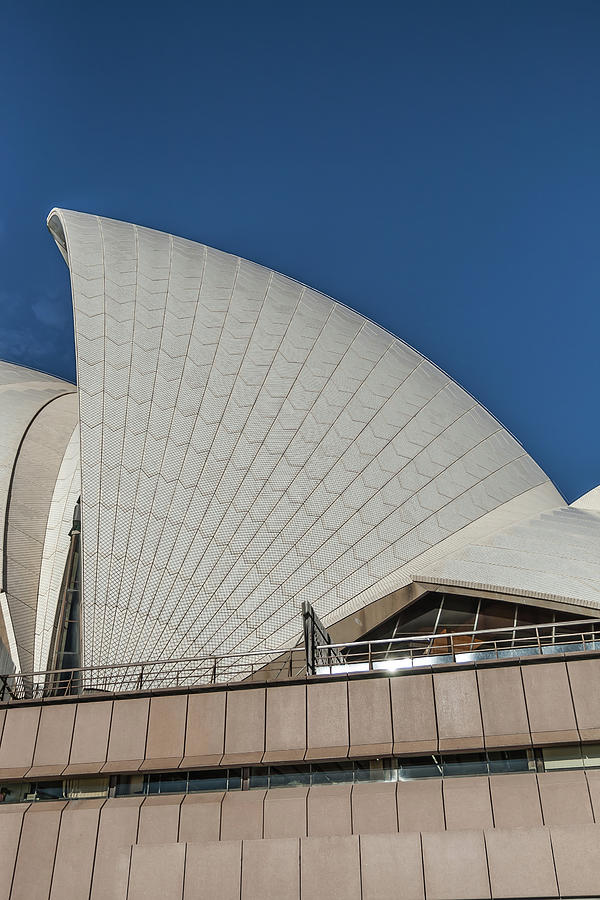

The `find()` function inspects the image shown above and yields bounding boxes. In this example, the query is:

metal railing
[0,646,308,701]
[316,617,600,674]
[2,617,599,701]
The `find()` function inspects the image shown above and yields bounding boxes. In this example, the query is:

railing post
[211,658,217,684]
[536,627,541,655]
[137,666,144,690]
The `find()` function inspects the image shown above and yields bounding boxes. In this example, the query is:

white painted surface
[49,209,566,667]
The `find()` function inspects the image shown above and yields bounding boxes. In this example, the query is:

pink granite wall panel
[222,689,265,765]
[28,702,76,777]
[128,842,185,900]
[220,790,265,840]
[263,786,308,839]
[0,803,28,900]
[550,823,600,897]
[49,799,104,900]
[397,779,445,832]
[485,826,558,898]
[306,680,349,759]
[241,836,299,900]
[90,797,143,900]
[264,684,306,763]
[390,672,437,754]
[443,777,493,831]
[360,832,424,900]
[348,677,393,757]
[567,657,600,741]
[183,840,241,900]
[182,691,226,768]
[0,705,40,778]
[585,770,600,822]
[351,781,398,834]
[141,694,187,770]
[137,795,183,844]
[66,699,112,775]
[308,783,352,836]
[434,670,484,751]
[422,829,490,900]
[537,770,594,825]
[477,666,530,748]
[178,792,223,842]
[488,772,542,828]
[522,662,578,744]
[103,697,150,772]
[301,835,361,900]
[10,802,65,900]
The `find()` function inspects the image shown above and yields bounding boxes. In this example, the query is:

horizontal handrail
[2,617,599,701]
[319,617,600,650]
[314,617,600,675]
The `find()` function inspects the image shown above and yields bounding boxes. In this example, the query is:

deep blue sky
[1,1,598,501]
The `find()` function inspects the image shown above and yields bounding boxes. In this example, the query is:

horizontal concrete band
[3,768,600,853]
[2,796,599,900]
[2,656,600,779]
[126,828,600,900]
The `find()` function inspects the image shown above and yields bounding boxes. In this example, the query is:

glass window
[311,763,354,785]
[0,782,30,804]
[583,744,600,768]
[248,768,269,789]
[187,770,228,793]
[437,596,478,630]
[34,781,65,801]
[394,596,441,636]
[398,756,442,780]
[115,775,146,796]
[354,758,396,782]
[514,605,552,646]
[542,745,583,771]
[65,777,109,799]
[487,750,533,774]
[228,769,242,791]
[159,773,188,794]
[474,600,516,651]
[268,765,310,789]
[442,753,487,777]
[147,774,161,795]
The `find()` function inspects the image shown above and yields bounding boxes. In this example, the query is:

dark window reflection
[354,758,396,782]
[398,756,443,780]
[159,773,188,794]
[269,765,310,788]
[248,768,269,789]
[488,750,532,774]
[188,771,228,793]
[115,775,146,796]
[442,753,487,777]
[228,769,242,791]
[147,774,161,795]
[311,762,354,785]
[34,781,64,800]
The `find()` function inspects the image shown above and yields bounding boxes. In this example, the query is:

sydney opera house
[0,208,599,899]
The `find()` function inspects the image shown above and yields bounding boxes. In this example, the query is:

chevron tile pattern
[0,361,76,670]
[49,209,564,667]
[417,503,600,608]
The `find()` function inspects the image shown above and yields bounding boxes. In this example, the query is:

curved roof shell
[0,360,76,669]
[416,504,600,609]
[47,208,565,667]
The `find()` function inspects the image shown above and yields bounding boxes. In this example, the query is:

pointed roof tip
[571,485,600,512]
[47,209,69,265]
